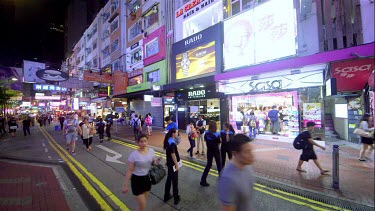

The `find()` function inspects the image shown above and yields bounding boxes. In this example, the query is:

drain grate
[256,179,373,211]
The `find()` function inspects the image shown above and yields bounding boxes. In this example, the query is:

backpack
[133,119,140,130]
[293,134,306,150]
[250,119,256,127]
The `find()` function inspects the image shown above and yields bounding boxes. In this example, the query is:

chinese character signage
[331,58,374,92]
[83,70,113,84]
[33,84,68,92]
[223,0,296,71]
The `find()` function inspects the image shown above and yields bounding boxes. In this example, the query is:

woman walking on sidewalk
[122,134,161,211]
[200,121,222,187]
[186,120,197,158]
[145,114,152,136]
[358,113,374,161]
[8,117,18,137]
[81,118,94,151]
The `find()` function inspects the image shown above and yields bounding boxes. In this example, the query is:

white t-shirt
[128,148,155,176]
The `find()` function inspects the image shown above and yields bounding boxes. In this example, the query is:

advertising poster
[223,0,296,70]
[176,41,215,80]
[303,103,322,127]
[113,70,127,95]
[151,97,162,107]
[23,60,46,83]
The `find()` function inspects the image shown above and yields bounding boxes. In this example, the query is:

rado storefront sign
[188,89,205,99]
[176,86,217,101]
[184,34,202,47]
[219,70,324,95]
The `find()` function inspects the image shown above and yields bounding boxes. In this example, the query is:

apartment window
[93,41,97,50]
[102,26,110,40]
[131,48,142,64]
[86,61,92,68]
[129,21,142,41]
[92,24,97,35]
[92,57,98,68]
[86,47,92,54]
[111,39,119,53]
[129,0,141,13]
[147,69,160,83]
[112,59,120,71]
[103,46,110,58]
[143,6,159,30]
[111,16,119,33]
[145,38,159,58]
[232,0,240,16]
[102,11,110,23]
[111,0,119,13]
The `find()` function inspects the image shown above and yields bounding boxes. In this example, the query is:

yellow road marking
[254,187,330,211]
[273,189,349,211]
[40,128,130,211]
[111,138,343,211]
[39,128,113,211]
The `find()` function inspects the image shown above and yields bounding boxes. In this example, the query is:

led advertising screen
[175,41,215,80]
[223,0,296,71]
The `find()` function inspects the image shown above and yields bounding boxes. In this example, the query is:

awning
[162,75,215,91]
[330,57,374,92]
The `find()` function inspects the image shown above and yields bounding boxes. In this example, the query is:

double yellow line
[39,127,130,211]
[111,138,348,211]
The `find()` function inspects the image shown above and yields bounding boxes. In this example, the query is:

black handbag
[149,164,166,185]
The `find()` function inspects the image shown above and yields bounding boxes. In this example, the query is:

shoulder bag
[353,128,370,138]
[149,164,166,185]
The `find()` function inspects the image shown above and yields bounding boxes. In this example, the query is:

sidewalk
[113,125,374,207]
[0,160,70,210]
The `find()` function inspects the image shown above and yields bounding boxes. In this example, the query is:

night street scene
[0,0,374,210]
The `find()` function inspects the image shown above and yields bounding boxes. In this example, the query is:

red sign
[83,70,113,84]
[113,70,128,95]
[331,58,374,92]
[176,0,201,18]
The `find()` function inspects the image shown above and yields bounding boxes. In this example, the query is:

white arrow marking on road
[96,145,125,165]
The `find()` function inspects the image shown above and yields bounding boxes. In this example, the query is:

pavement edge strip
[39,126,115,211]
[41,127,131,211]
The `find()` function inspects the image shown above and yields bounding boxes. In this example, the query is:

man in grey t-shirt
[218,134,255,211]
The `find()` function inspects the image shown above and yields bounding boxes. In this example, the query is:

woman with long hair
[220,123,235,167]
[200,121,222,187]
[122,134,161,211]
[163,128,181,205]
[358,113,374,161]
[186,120,197,158]
[81,118,94,151]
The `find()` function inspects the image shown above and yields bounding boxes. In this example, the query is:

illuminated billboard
[223,0,296,71]
[176,41,215,80]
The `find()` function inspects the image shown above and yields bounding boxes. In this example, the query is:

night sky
[0,0,68,68]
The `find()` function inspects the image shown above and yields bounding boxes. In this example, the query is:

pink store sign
[143,26,166,66]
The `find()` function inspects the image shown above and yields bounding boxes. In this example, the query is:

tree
[0,79,21,115]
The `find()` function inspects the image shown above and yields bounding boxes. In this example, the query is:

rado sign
[188,89,205,99]
[184,34,202,46]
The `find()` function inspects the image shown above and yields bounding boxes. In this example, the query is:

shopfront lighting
[199,85,204,88]
[11,77,18,81]
[189,87,193,89]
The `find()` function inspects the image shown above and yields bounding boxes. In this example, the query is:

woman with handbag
[358,113,374,161]
[122,134,161,211]
[8,116,18,137]
[163,128,181,205]
[81,118,94,151]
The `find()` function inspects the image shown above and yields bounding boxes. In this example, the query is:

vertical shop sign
[151,97,162,107]
[303,103,322,127]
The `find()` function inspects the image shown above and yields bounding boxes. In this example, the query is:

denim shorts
[66,132,77,143]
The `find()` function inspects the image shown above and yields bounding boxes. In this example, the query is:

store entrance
[230,91,299,138]
[188,98,220,130]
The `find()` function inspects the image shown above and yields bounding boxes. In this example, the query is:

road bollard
[332,145,339,189]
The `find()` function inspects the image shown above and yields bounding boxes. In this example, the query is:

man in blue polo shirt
[165,116,178,132]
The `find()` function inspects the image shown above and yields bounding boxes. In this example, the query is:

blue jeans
[249,127,256,138]
[270,121,280,134]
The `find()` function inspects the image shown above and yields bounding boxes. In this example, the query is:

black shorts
[361,137,374,145]
[131,174,151,196]
[300,150,317,161]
